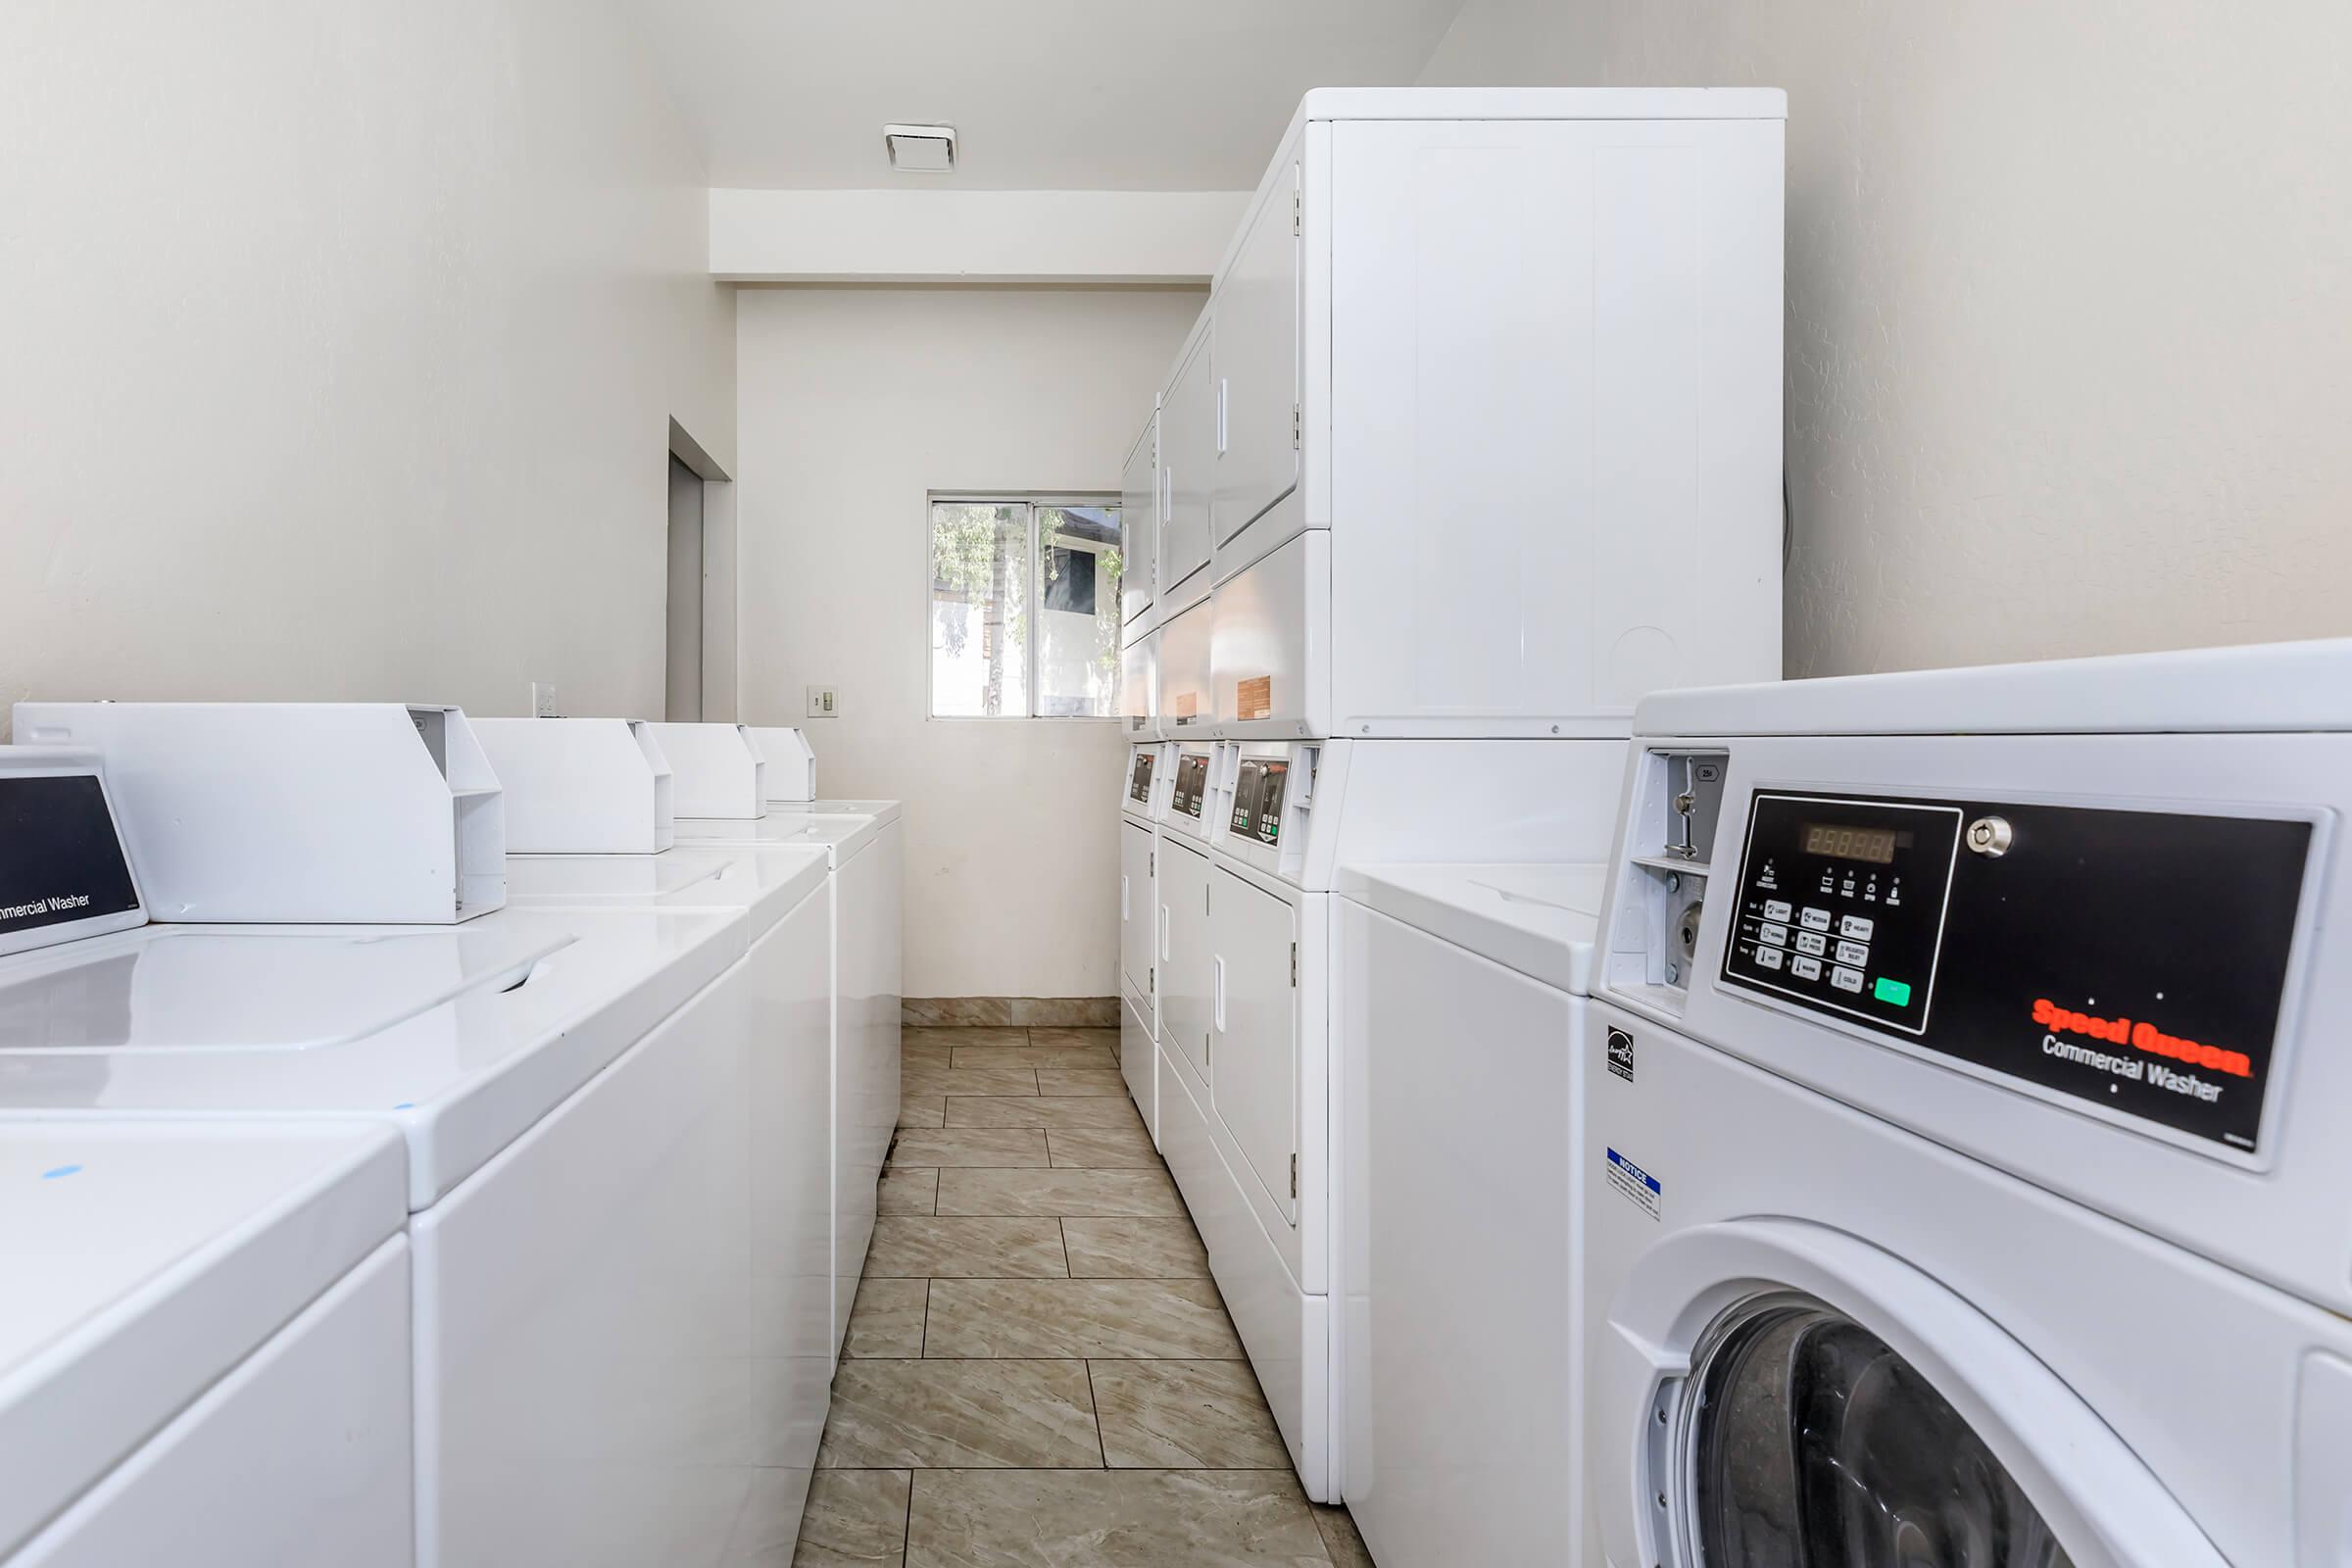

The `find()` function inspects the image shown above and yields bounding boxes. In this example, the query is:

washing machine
[1333,861,1606,1566]
[1158,737,1625,1500]
[1120,737,1175,1136]
[0,1119,409,1566]
[1586,638,2352,1567]
[673,808,904,1351]
[0,731,792,1567]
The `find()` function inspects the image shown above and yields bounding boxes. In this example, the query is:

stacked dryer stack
[1110,87,1788,1503]
[1585,640,2352,1568]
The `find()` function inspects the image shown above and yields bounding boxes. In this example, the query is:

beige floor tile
[1059,1218,1211,1278]
[1031,1068,1127,1097]
[1026,1028,1121,1053]
[1046,1126,1160,1169]
[899,1096,947,1129]
[787,1469,909,1568]
[1090,1359,1290,1468]
[906,1026,1027,1053]
[903,1040,956,1071]
[888,1130,1050,1168]
[817,1359,1102,1469]
[950,1042,1119,1071]
[902,1064,1039,1098]
[844,1277,930,1359]
[906,1469,1331,1568]
[878,1166,939,1216]
[865,1217,1069,1278]
[946,1096,1145,1131]
[1310,1504,1375,1568]
[923,1278,1243,1359]
[934,1168,1185,1218]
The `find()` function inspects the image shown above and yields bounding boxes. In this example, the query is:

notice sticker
[1605,1148,1662,1221]
[1171,692,1199,720]
[1237,675,1274,722]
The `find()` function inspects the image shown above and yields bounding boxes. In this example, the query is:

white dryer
[673,809,905,1350]
[1586,639,2352,1567]
[1120,738,1175,1135]
[1334,862,1604,1567]
[0,1120,409,1567]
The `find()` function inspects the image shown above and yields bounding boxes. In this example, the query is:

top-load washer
[1335,861,1605,1567]
[1585,639,2352,1568]
[1,1119,410,1567]
[0,717,797,1568]
[673,808,904,1348]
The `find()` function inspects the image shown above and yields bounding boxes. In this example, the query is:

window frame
[925,490,1123,720]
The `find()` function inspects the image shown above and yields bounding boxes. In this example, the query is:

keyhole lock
[1966,815,2014,858]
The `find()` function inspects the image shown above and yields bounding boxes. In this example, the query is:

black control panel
[1128,752,1154,806]
[0,774,142,941]
[1170,753,1209,820]
[1723,790,2311,1152]
[1229,759,1288,847]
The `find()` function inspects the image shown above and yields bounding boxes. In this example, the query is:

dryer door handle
[1212,956,1226,1033]
[1158,905,1170,961]
[1120,875,1130,923]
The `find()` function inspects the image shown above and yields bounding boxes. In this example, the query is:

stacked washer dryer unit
[1115,430,1177,1135]
[1586,640,2352,1568]
[661,729,903,1362]
[1122,88,1788,1503]
[0,705,799,1568]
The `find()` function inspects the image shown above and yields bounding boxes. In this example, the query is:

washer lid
[1337,862,1604,995]
[765,798,902,827]
[505,846,827,935]
[0,906,743,1209]
[675,811,880,862]
[0,1119,404,1557]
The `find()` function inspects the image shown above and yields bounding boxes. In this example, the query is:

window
[929,495,1122,717]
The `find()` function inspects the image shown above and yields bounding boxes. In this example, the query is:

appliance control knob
[1966,815,2014,858]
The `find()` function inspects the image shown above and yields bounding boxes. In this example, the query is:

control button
[1763,899,1792,922]
[1835,939,1870,966]
[1799,907,1832,931]
[1759,922,1789,948]
[1840,914,1875,940]
[1795,931,1828,957]
[1831,965,1865,994]
[1754,945,1785,970]
[1790,955,1823,981]
[1874,976,1913,1007]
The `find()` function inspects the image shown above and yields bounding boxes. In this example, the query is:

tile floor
[794,1026,1375,1568]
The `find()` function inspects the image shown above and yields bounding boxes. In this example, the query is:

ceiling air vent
[883,123,956,174]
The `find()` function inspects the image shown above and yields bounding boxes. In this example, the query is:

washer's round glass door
[1686,1297,2075,1567]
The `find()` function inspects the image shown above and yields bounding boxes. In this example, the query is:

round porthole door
[1591,1221,2227,1568]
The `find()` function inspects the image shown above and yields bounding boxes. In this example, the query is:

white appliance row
[1118,87,1787,746]
[0,710,897,1568]
[1329,638,2352,1568]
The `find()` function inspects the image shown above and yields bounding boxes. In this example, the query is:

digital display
[1802,822,1903,864]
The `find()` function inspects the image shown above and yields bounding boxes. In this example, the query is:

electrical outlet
[806,685,839,718]
[531,682,560,718]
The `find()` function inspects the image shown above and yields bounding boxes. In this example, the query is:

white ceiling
[621,0,1468,190]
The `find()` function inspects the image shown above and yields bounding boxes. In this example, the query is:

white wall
[736,287,1201,999]
[1421,1,2352,677]
[0,1,734,724]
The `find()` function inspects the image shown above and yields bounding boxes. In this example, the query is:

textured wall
[1422,1,2352,676]
[735,286,1202,1000]
[0,1,734,722]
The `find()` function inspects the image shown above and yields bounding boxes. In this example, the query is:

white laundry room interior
[2,4,2348,1566]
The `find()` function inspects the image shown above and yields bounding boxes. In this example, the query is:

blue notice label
[1605,1148,1663,1220]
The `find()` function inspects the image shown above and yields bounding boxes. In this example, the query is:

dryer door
[1592,1220,2225,1568]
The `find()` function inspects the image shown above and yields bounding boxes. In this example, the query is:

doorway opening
[666,453,704,721]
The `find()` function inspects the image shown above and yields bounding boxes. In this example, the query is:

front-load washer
[0,1119,409,1567]
[1586,638,2352,1567]
[1120,742,1175,1136]
[673,810,904,1349]
[1334,861,1604,1568]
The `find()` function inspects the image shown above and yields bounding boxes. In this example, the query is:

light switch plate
[531,681,561,718]
[806,685,839,718]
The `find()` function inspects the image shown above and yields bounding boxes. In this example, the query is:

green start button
[1874,977,1913,1007]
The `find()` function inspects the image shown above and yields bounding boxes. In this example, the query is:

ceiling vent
[883,123,956,174]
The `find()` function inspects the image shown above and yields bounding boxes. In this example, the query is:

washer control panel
[1229,758,1288,847]
[1723,789,2312,1152]
[1128,750,1155,806]
[1169,752,1210,820]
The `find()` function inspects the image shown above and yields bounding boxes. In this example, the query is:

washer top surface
[675,811,881,862]
[1635,636,2352,738]
[505,845,827,937]
[765,798,901,827]
[0,906,742,1208]
[0,1119,404,1555]
[1338,862,1605,995]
